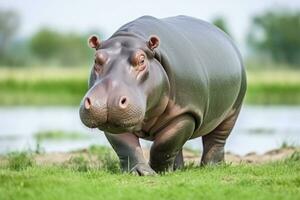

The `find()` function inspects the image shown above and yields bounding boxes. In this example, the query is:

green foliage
[212,16,232,37]
[6,152,35,170]
[248,9,300,66]
[29,28,93,66]
[30,29,61,60]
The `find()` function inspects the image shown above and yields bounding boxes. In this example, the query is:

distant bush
[29,28,95,66]
[248,9,300,67]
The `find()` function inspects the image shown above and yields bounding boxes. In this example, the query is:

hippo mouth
[98,120,143,134]
[80,110,143,132]
[97,104,145,133]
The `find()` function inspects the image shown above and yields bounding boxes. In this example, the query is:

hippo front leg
[105,132,156,176]
[149,115,195,172]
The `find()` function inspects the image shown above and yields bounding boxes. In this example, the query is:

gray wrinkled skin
[79,15,247,175]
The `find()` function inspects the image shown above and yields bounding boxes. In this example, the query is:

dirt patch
[145,147,299,164]
[1,147,298,166]
[224,147,299,164]
[32,148,300,165]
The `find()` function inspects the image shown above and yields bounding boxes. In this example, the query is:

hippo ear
[148,35,160,50]
[88,35,101,49]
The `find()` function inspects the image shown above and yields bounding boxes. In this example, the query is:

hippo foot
[201,145,225,165]
[150,161,174,173]
[150,157,182,173]
[130,163,157,176]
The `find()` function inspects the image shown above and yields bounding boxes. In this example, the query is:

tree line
[0,8,300,67]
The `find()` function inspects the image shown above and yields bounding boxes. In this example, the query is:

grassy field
[0,67,300,105]
[34,130,89,141]
[0,67,87,106]
[0,151,299,200]
[246,70,300,105]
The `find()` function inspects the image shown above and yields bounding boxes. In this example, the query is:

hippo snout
[79,80,146,132]
[79,88,108,128]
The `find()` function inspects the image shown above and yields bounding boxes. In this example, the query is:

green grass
[1,67,300,105]
[69,146,120,173]
[5,152,35,171]
[0,152,299,200]
[246,69,300,104]
[34,130,88,141]
[0,67,88,106]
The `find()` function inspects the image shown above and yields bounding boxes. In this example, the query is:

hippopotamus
[79,15,247,175]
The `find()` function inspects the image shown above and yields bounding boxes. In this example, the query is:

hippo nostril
[84,97,92,110]
[119,96,128,109]
[121,97,126,104]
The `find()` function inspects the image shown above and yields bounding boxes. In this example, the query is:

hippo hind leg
[201,107,241,165]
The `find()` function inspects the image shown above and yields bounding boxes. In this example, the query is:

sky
[1,0,300,54]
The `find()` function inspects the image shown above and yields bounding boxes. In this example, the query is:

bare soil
[0,147,298,167]
[28,147,300,166]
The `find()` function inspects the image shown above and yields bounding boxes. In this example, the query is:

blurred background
[0,0,299,155]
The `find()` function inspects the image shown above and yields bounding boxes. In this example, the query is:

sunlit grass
[0,66,89,80]
[0,67,88,105]
[0,152,299,200]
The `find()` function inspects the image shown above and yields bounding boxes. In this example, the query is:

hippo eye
[138,55,145,66]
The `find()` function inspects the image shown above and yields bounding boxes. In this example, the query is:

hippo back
[113,16,246,136]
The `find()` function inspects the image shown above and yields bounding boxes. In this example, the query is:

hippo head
[79,34,169,134]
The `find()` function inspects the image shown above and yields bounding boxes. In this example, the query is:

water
[0,106,299,155]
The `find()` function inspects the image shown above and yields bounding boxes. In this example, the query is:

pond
[0,106,299,155]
